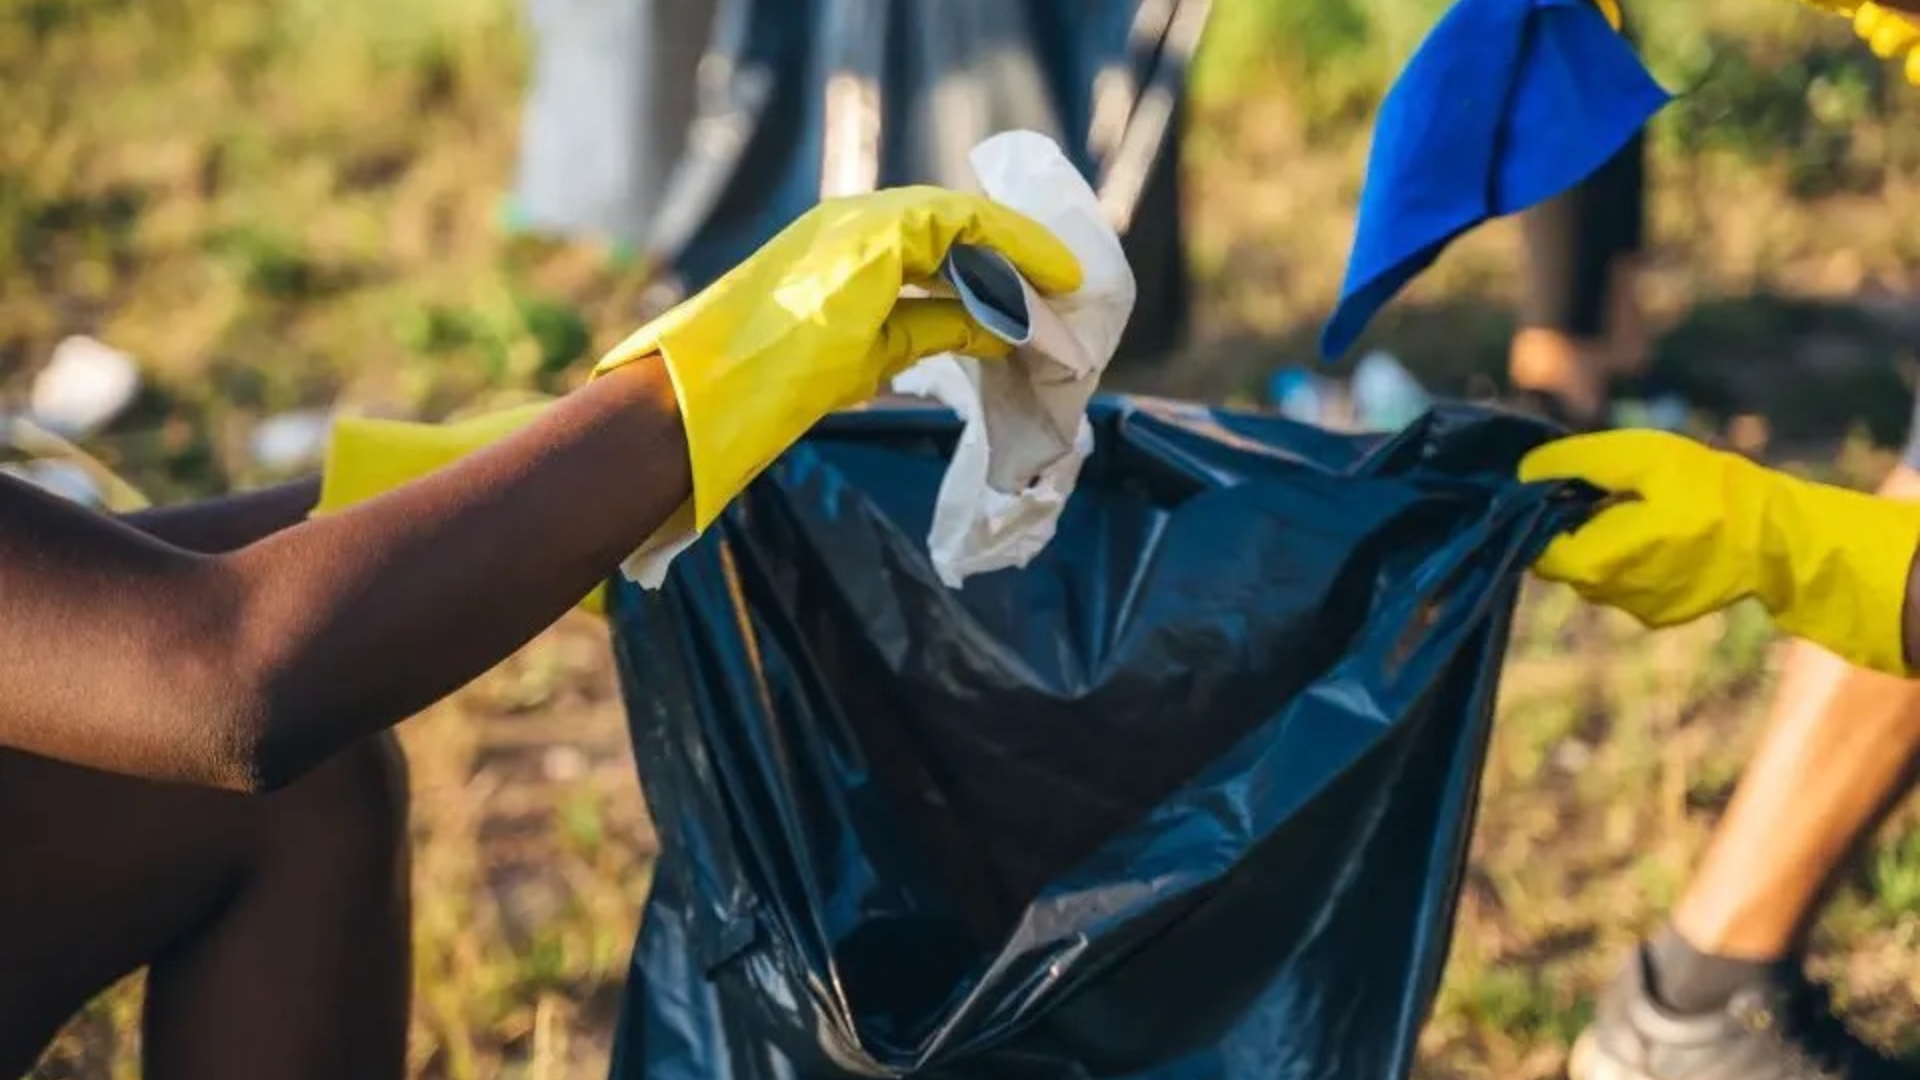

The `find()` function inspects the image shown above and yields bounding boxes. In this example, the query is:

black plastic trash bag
[606,399,1587,1080]
[511,0,1204,362]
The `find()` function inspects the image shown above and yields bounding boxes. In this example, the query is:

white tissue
[891,130,1135,587]
[619,503,697,588]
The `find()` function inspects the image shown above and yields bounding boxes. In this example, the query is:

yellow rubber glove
[1520,430,1920,675]
[589,186,1082,538]
[1856,2,1920,84]
[314,402,552,516]
[313,187,1078,604]
[310,401,615,613]
[1792,0,1920,85]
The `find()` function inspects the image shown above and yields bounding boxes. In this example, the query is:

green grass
[11,0,1920,1076]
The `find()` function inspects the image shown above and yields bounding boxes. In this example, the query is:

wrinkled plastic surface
[607,398,1586,1080]
[509,0,1200,362]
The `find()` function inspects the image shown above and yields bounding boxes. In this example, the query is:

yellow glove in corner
[1520,430,1920,675]
[589,186,1082,538]
[1856,2,1920,84]
[1794,0,1920,85]
[312,402,613,614]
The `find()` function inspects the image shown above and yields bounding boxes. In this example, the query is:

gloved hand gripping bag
[607,398,1589,1080]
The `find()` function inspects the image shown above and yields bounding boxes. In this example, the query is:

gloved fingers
[1517,429,1684,493]
[1565,579,1710,631]
[872,298,1013,381]
[1531,499,1669,588]
[1859,1,1920,57]
[887,187,1084,297]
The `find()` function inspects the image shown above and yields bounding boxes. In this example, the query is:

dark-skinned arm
[121,477,321,554]
[0,184,1085,789]
[0,361,687,791]
[1906,547,1920,673]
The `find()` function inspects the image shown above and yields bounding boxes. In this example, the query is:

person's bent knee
[316,731,409,844]
[268,732,410,875]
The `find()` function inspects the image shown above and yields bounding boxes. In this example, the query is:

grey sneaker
[1569,948,1911,1080]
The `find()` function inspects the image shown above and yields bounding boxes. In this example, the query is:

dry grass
[10,0,1920,1075]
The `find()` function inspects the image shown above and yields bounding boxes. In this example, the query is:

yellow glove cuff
[314,402,609,616]
[314,403,553,515]
[590,321,729,537]
[1760,472,1920,676]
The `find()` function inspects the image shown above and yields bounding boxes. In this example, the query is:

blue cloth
[1320,0,1670,359]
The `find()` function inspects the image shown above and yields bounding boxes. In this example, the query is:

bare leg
[1672,465,1920,958]
[0,735,410,1080]
[1511,121,1648,428]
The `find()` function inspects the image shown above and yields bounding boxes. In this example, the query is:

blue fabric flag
[1320,0,1671,359]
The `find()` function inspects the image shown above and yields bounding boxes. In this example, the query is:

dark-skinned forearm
[1906,544,1920,674]
[121,478,321,553]
[223,362,689,787]
[0,361,687,790]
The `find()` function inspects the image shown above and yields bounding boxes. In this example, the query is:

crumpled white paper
[891,129,1136,587]
[619,502,696,587]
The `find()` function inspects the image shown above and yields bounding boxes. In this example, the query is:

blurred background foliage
[10,0,1920,1076]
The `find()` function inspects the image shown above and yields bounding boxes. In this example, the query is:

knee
[273,731,410,878]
